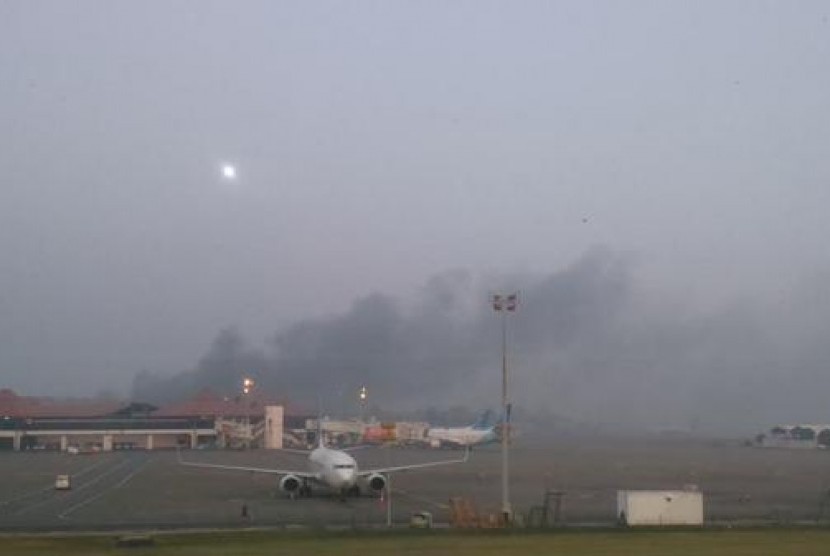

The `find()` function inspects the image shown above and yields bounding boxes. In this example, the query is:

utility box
[617,490,703,526]
[410,511,433,529]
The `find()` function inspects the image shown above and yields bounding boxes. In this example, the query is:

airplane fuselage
[309,446,358,491]
[426,426,496,447]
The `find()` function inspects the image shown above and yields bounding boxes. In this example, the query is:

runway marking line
[59,457,152,519]
[114,457,153,490]
[0,456,112,507]
[394,489,450,510]
[14,458,133,516]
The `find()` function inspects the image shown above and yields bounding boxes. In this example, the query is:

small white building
[617,490,704,526]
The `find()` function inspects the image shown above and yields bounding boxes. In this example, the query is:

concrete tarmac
[1,436,828,531]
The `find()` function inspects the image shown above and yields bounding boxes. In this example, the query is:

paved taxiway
[2,437,829,530]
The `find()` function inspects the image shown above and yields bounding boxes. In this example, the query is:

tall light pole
[241,377,255,448]
[492,292,518,524]
[359,386,368,416]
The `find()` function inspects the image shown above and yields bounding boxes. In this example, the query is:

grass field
[5,528,830,556]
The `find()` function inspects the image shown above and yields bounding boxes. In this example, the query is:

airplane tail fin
[479,405,511,432]
[471,410,495,430]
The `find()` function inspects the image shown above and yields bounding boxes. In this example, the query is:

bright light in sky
[221,164,237,179]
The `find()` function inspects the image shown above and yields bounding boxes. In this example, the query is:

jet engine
[366,473,387,492]
[279,474,301,493]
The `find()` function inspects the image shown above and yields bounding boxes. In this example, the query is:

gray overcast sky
[1,2,829,400]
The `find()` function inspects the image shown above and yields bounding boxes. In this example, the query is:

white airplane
[178,434,468,499]
[426,410,503,449]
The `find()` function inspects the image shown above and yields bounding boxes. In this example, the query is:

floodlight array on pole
[242,378,255,395]
[358,385,368,425]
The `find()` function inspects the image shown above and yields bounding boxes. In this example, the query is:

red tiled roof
[0,388,292,420]
[153,388,276,418]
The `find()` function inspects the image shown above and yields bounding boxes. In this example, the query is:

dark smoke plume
[132,248,830,434]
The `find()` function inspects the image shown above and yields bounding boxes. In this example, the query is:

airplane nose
[339,469,356,485]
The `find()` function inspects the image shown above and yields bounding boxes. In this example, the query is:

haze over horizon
[2,2,830,433]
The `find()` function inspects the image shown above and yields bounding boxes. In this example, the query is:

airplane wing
[275,448,313,455]
[177,450,315,478]
[358,448,469,476]
[340,444,373,452]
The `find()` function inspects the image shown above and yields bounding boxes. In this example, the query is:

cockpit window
[334,464,355,469]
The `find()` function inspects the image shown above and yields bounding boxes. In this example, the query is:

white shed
[617,490,703,526]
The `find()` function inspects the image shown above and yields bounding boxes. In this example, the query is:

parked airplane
[178,433,469,499]
[426,410,504,449]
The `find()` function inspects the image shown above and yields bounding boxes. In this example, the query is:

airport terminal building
[760,423,830,449]
[0,389,285,452]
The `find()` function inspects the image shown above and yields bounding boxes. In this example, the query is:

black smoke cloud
[132,248,830,434]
